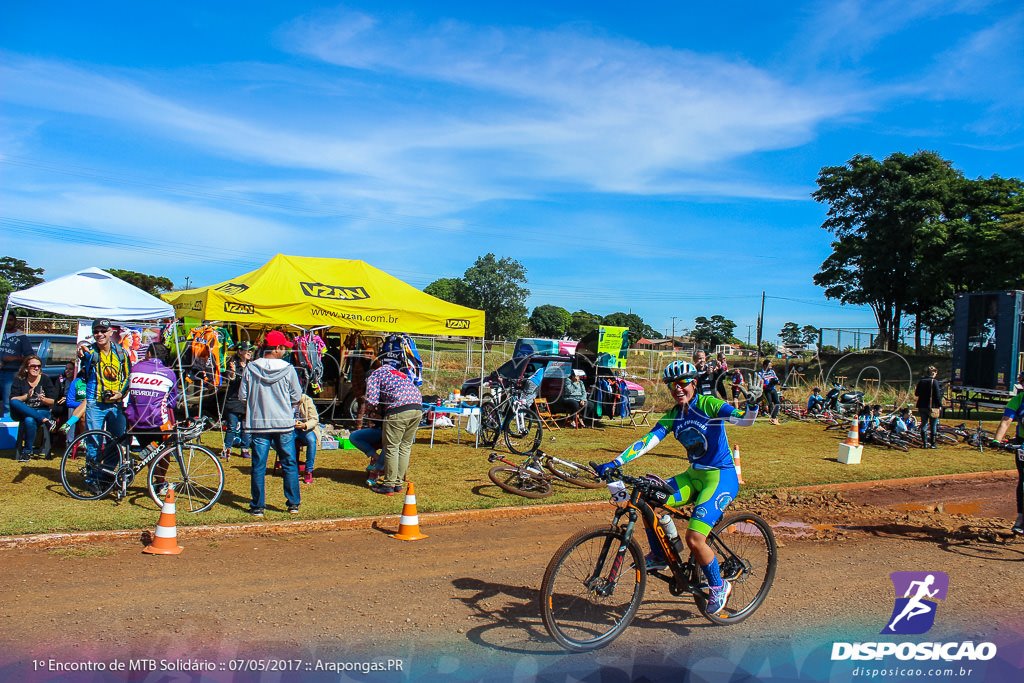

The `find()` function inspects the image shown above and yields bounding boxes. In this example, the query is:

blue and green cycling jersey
[613,395,754,470]
[1004,393,1024,440]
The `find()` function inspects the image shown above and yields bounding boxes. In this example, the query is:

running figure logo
[881,571,949,635]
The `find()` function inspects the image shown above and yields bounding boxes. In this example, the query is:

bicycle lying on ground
[486,449,603,499]
[479,378,543,455]
[539,464,777,651]
[59,416,224,513]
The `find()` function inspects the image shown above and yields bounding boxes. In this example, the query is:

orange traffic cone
[143,485,184,555]
[390,482,428,541]
[843,416,860,447]
[733,445,746,485]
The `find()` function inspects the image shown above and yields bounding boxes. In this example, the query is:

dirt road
[1,472,1022,682]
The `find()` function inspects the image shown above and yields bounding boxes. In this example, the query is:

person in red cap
[239,330,303,517]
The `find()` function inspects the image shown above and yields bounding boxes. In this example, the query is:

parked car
[462,353,646,411]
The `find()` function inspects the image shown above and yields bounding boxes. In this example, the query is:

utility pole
[184,276,192,290]
[746,324,752,346]
[670,316,682,341]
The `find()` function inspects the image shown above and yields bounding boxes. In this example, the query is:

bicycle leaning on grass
[59,416,224,513]
[486,448,603,499]
[539,463,778,651]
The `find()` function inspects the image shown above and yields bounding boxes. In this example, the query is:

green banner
[597,326,630,368]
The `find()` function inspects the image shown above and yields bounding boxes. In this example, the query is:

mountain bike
[965,420,997,451]
[539,464,777,651]
[478,378,543,455]
[59,416,224,513]
[486,449,603,499]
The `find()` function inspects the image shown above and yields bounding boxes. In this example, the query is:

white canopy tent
[3,267,175,320]
[1,267,186,416]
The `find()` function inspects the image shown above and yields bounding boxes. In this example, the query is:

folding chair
[532,398,561,431]
[563,404,586,429]
[627,409,652,429]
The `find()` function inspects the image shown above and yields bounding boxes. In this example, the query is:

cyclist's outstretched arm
[601,411,673,471]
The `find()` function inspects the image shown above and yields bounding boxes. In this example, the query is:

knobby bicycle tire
[148,444,225,513]
[540,526,646,651]
[479,400,502,448]
[699,512,777,625]
[545,457,604,489]
[487,464,553,498]
[936,432,959,446]
[59,430,126,501]
[776,399,793,423]
[503,408,543,455]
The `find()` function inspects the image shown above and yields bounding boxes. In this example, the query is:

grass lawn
[0,415,1011,537]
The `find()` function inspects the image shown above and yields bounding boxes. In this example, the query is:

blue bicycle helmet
[662,360,698,384]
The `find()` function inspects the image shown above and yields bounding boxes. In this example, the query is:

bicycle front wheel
[700,512,777,625]
[540,527,646,652]
[60,430,125,501]
[487,464,553,498]
[545,457,604,488]
[148,444,225,513]
[503,408,542,455]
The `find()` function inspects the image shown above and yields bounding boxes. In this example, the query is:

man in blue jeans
[239,330,303,517]
[78,320,130,483]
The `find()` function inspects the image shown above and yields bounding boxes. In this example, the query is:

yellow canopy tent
[161,254,484,337]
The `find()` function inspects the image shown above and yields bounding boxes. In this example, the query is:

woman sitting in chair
[9,355,57,462]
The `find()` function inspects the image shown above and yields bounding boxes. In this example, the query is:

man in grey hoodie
[239,330,303,517]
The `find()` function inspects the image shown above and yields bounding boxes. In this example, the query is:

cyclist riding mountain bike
[594,360,758,616]
[991,371,1024,534]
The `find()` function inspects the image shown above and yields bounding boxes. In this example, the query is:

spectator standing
[79,319,131,472]
[914,366,943,449]
[239,331,303,516]
[1,317,34,417]
[9,355,56,461]
[730,368,746,409]
[124,342,178,495]
[693,350,713,397]
[295,392,321,484]
[364,352,422,495]
[759,359,781,425]
[222,341,253,459]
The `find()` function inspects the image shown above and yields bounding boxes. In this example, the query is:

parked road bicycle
[486,449,603,499]
[479,377,543,455]
[539,464,777,651]
[59,416,224,513]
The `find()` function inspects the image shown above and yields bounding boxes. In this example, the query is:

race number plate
[607,480,628,503]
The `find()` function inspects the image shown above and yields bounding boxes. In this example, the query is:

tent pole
[171,319,190,421]
[0,305,10,346]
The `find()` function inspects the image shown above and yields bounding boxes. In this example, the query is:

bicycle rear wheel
[503,408,542,455]
[488,464,553,498]
[776,399,793,423]
[59,430,125,501]
[699,512,777,625]
[545,456,604,488]
[540,527,646,652]
[148,444,225,513]
[936,432,958,446]
[479,400,501,448]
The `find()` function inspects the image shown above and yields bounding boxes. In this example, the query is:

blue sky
[2,1,1022,342]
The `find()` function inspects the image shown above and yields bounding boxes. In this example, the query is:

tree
[800,325,820,347]
[778,322,802,347]
[0,257,45,312]
[529,305,572,338]
[461,254,529,340]
[692,315,736,350]
[107,268,174,295]
[812,151,963,351]
[567,310,602,339]
[423,277,474,307]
